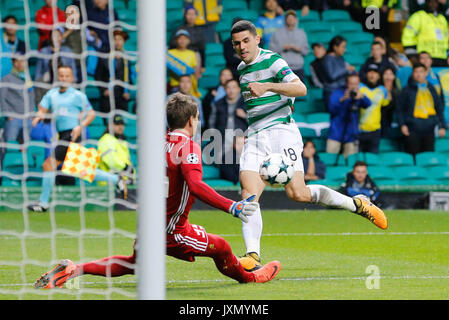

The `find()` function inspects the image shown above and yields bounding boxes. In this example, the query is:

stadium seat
[379,139,399,152]
[292,113,306,123]
[299,127,317,139]
[306,112,330,124]
[222,0,248,13]
[307,32,336,46]
[205,179,236,187]
[380,152,414,167]
[428,167,449,183]
[297,10,320,22]
[394,166,428,181]
[205,43,224,56]
[312,138,327,153]
[199,67,221,89]
[347,152,381,167]
[319,153,346,166]
[368,166,394,180]
[26,144,46,169]
[303,54,315,77]
[293,100,316,114]
[326,166,350,183]
[346,153,364,168]
[415,152,447,167]
[322,10,351,22]
[166,0,183,11]
[345,53,366,66]
[346,32,374,46]
[206,55,226,68]
[239,9,259,23]
[332,21,363,33]
[203,165,220,180]
[302,22,332,34]
[88,126,106,139]
[435,139,449,153]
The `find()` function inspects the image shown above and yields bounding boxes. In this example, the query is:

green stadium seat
[293,100,316,114]
[222,0,248,12]
[113,0,127,10]
[307,32,336,46]
[26,144,45,169]
[88,126,106,139]
[1,177,22,187]
[166,0,183,10]
[347,32,374,46]
[312,138,327,152]
[415,152,447,167]
[299,127,317,139]
[239,9,259,23]
[322,10,351,22]
[303,54,315,77]
[302,22,332,34]
[292,113,306,123]
[318,153,346,166]
[203,165,220,180]
[435,139,449,153]
[364,152,381,166]
[206,55,226,68]
[3,151,24,169]
[368,166,394,180]
[326,166,350,182]
[306,112,330,123]
[345,53,366,66]
[379,139,399,152]
[394,166,427,181]
[346,153,364,168]
[120,10,137,25]
[205,179,236,187]
[380,152,414,167]
[297,10,320,22]
[332,21,363,33]
[124,123,137,139]
[205,43,224,56]
[166,10,184,27]
[428,167,449,182]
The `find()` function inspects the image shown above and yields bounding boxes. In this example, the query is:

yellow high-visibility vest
[362,0,397,8]
[402,10,449,60]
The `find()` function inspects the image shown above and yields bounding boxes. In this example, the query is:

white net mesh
[0,0,139,299]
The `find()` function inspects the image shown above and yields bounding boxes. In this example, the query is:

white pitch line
[3,274,449,288]
[2,231,449,240]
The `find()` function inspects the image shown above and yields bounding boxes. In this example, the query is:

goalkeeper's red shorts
[166,223,212,262]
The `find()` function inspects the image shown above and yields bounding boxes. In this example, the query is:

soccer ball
[259,153,294,187]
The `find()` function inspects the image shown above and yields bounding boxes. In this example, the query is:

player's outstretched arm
[184,169,259,223]
[248,79,307,98]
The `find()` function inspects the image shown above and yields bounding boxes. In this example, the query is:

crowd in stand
[1,0,449,193]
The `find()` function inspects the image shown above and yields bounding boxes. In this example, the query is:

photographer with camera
[326,73,371,158]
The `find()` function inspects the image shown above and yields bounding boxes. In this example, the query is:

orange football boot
[34,259,77,289]
[353,195,388,230]
[252,261,281,283]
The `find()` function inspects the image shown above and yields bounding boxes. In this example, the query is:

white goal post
[136,0,166,300]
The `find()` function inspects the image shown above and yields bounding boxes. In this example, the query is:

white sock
[242,206,262,256]
[307,185,356,212]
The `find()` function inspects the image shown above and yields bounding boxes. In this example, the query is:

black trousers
[404,133,435,156]
[359,130,381,154]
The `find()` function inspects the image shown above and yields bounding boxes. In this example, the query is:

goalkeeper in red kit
[34,93,281,289]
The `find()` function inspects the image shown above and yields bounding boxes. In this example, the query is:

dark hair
[372,41,383,47]
[2,15,17,23]
[353,160,367,169]
[231,20,257,36]
[179,74,191,80]
[166,92,198,130]
[328,35,346,54]
[419,51,432,58]
[304,140,315,148]
[412,62,427,70]
[312,42,325,49]
[346,71,359,83]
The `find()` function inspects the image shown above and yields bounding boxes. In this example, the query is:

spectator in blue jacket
[1,15,26,78]
[340,161,382,207]
[326,73,371,158]
[321,36,356,109]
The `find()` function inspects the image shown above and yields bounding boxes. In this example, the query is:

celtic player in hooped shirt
[230,20,388,271]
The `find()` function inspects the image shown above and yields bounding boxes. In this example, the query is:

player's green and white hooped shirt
[238,48,299,133]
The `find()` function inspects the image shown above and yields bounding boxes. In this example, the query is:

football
[259,153,295,187]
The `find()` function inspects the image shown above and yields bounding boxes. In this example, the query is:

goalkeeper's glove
[229,195,259,223]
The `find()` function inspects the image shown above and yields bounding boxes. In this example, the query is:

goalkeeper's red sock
[204,234,255,283]
[73,255,136,277]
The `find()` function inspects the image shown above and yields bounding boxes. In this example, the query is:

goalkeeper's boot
[27,203,49,212]
[116,175,128,200]
[238,252,262,271]
[34,259,76,289]
[253,261,281,283]
[353,195,388,230]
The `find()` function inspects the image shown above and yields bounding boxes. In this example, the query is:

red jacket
[35,6,66,50]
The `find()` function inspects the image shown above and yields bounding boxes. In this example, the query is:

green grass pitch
[1,209,449,300]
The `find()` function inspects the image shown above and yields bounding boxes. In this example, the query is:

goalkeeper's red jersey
[165,130,234,234]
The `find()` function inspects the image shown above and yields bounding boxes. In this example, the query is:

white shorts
[240,122,304,173]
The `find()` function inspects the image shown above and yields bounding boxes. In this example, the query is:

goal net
[0,0,146,299]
